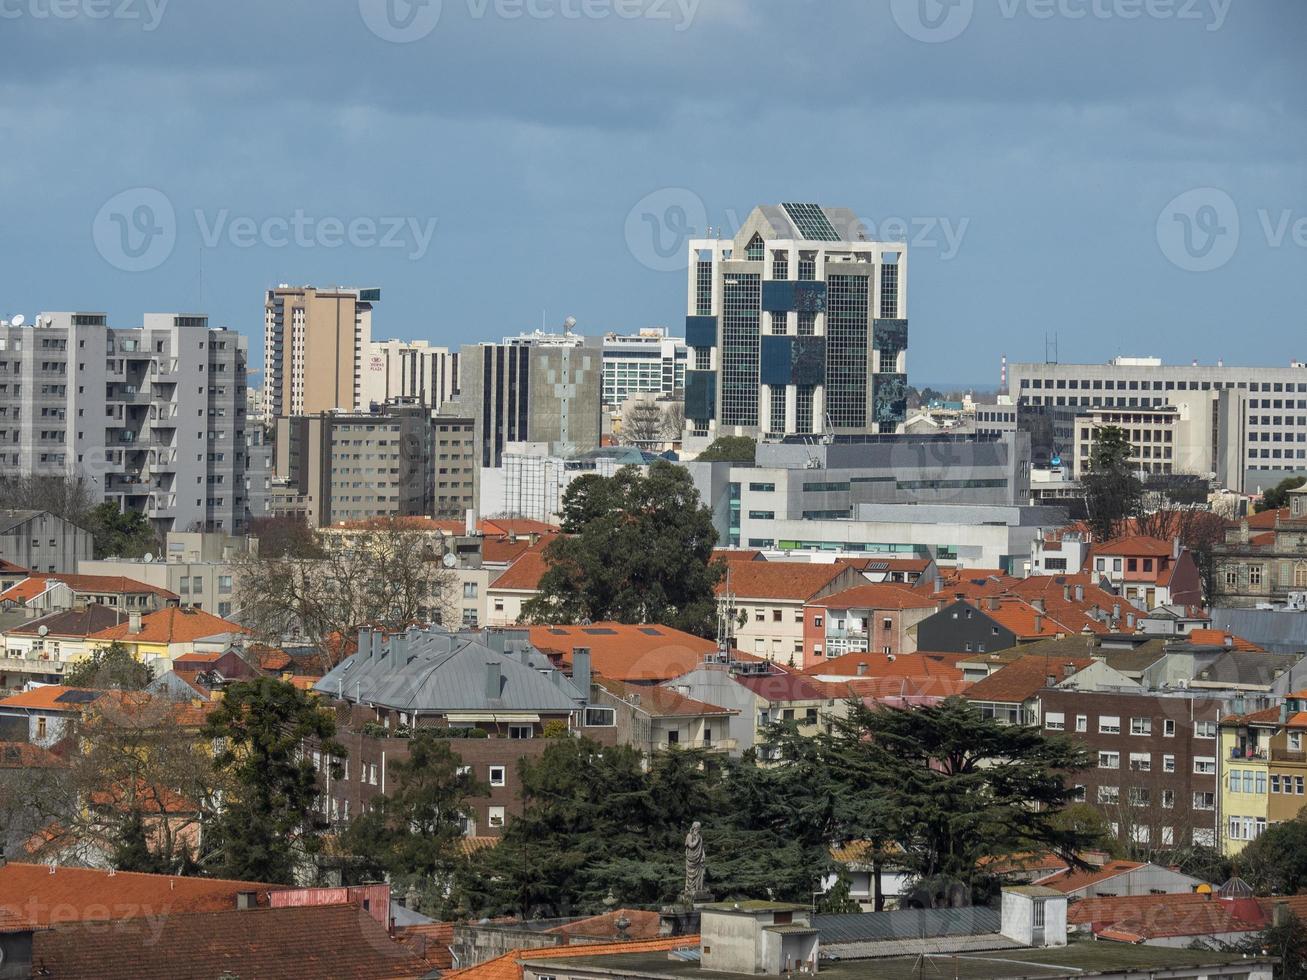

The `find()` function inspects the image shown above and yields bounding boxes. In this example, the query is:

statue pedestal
[658,905,702,937]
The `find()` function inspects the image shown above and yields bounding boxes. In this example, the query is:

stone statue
[684,821,706,902]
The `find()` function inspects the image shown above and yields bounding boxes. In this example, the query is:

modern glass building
[683,204,908,451]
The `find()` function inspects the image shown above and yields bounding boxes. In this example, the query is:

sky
[1,0,1304,386]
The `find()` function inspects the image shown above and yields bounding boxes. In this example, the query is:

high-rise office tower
[683,204,909,450]
[0,311,261,535]
[360,338,459,410]
[456,331,603,470]
[262,285,378,420]
[600,328,687,408]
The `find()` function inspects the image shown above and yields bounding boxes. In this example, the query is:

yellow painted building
[1220,692,1307,854]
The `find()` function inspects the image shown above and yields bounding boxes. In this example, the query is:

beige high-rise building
[263,285,377,420]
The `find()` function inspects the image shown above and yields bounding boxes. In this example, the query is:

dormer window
[745,234,765,262]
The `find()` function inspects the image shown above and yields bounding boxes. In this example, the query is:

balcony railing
[1231,747,1269,761]
[1272,749,1307,763]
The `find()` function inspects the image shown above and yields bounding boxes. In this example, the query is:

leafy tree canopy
[523,461,723,637]
[1238,811,1307,896]
[64,642,154,691]
[694,436,756,464]
[1257,477,1307,514]
[85,502,160,560]
[1082,425,1143,542]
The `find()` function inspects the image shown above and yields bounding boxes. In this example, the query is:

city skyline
[1,2,1303,384]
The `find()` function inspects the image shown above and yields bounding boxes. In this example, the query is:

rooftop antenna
[1044,333,1059,365]
[716,565,737,661]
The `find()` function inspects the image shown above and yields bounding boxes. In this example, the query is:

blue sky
[2,0,1304,385]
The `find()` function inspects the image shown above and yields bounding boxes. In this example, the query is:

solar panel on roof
[55,690,100,703]
[582,627,618,635]
[638,627,663,636]
[548,628,568,634]
[781,202,840,242]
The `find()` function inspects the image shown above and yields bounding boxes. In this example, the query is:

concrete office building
[433,414,477,519]
[685,434,1053,569]
[360,338,458,410]
[0,311,258,536]
[456,333,603,470]
[1071,405,1211,479]
[262,285,378,419]
[274,404,435,527]
[601,328,687,408]
[683,203,909,450]
[482,444,667,524]
[1007,356,1307,493]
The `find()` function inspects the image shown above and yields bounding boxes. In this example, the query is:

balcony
[1231,747,1269,761]
[1272,749,1307,764]
[672,738,737,752]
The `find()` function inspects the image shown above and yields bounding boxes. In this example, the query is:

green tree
[202,678,344,884]
[84,502,160,559]
[829,697,1094,893]
[523,461,723,637]
[1238,812,1307,896]
[1082,425,1143,542]
[1236,911,1307,980]
[694,436,756,464]
[63,642,154,691]
[248,516,325,559]
[1257,477,1307,514]
[342,735,487,915]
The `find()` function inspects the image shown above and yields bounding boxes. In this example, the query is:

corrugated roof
[816,907,1001,946]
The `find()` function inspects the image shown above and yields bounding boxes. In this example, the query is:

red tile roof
[31,903,430,980]
[719,560,854,602]
[1035,859,1147,894]
[443,936,700,980]
[0,741,66,768]
[1248,507,1288,530]
[0,684,105,712]
[712,549,764,563]
[0,558,28,576]
[5,603,128,638]
[490,549,551,592]
[1068,893,1259,939]
[801,651,965,681]
[0,573,178,605]
[810,583,940,611]
[527,624,720,682]
[1185,629,1262,652]
[395,921,455,970]
[596,677,734,718]
[547,908,663,940]
[962,656,1094,704]
[733,672,831,704]
[88,606,250,645]
[0,862,282,926]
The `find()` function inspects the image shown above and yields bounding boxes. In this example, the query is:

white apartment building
[361,338,458,410]
[601,328,687,408]
[0,311,262,536]
[1008,356,1307,493]
[684,203,909,450]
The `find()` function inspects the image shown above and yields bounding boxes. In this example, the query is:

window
[1163,754,1176,773]
[1076,714,1088,733]
[1194,721,1217,739]
[1045,712,1065,731]
[489,766,506,787]
[488,805,506,828]
[1163,719,1175,737]
[1098,751,1120,769]
[1194,756,1217,775]
[1193,791,1216,810]
[1162,789,1175,809]
[36,717,47,740]
[1128,787,1151,807]
[463,582,478,599]
[1129,753,1151,772]
[1130,717,1152,736]
[1099,715,1121,734]
[584,707,616,727]
[508,725,533,740]
[1291,732,1303,751]
[1097,785,1119,804]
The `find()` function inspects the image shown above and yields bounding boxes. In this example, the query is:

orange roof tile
[527,624,720,682]
[0,741,66,768]
[443,936,700,980]
[88,606,250,645]
[0,862,282,926]
[490,549,551,592]
[810,583,940,611]
[719,560,853,601]
[802,651,965,681]
[1035,859,1146,893]
[0,685,105,712]
[1248,507,1288,530]
[1186,629,1262,651]
[962,655,1094,704]
[1093,535,1175,557]
[0,574,178,605]
[595,677,734,718]
[548,909,663,941]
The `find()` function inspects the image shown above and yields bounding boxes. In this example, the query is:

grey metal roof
[816,907,1001,946]
[316,627,585,714]
[1191,650,1304,687]
[0,510,44,535]
[1212,608,1307,655]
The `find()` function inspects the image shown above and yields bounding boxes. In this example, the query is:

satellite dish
[38,625,48,637]
[442,553,457,569]
[142,553,154,563]
[9,314,24,327]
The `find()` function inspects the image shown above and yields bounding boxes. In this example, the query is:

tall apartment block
[273,403,436,527]
[601,328,687,408]
[0,311,262,535]
[360,338,458,410]
[456,333,603,469]
[262,285,378,419]
[683,203,909,451]
[1007,356,1307,493]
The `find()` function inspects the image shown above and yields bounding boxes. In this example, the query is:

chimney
[1075,584,1085,603]
[1032,597,1046,613]
[1063,662,1076,678]
[1112,602,1121,620]
[1126,613,1136,629]
[856,662,868,677]
[484,660,503,700]
[934,575,944,594]
[128,612,142,635]
[1034,614,1044,634]
[465,507,477,537]
[1173,536,1181,559]
[1239,519,1250,545]
[358,628,372,659]
[1224,635,1233,649]
[987,596,1001,612]
[1062,585,1071,601]
[1275,901,1292,929]
[572,647,592,704]
[236,891,257,910]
